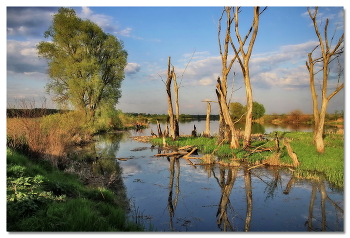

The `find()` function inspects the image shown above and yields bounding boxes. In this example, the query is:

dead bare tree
[165,57,177,139]
[201,100,218,137]
[173,49,195,138]
[231,6,267,149]
[173,69,180,137]
[306,7,344,153]
[216,7,241,148]
[163,52,195,139]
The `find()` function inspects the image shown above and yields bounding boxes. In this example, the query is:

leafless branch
[233,111,247,124]
[228,72,242,104]
[158,73,166,85]
[218,9,225,58]
[179,48,196,86]
[336,56,344,86]
[259,7,267,15]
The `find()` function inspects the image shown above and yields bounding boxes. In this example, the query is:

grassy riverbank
[6,148,144,231]
[151,131,344,188]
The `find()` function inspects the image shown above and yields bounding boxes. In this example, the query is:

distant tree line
[124,113,220,121]
[6,108,70,118]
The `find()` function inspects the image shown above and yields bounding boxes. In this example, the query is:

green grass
[6,148,144,231]
[152,135,277,161]
[151,131,344,188]
[18,198,140,231]
[282,132,344,188]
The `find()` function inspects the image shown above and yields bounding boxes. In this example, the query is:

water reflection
[146,120,315,136]
[167,156,180,231]
[69,130,343,232]
[307,180,344,231]
[212,166,239,231]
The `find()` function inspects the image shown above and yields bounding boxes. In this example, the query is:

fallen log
[178,145,195,151]
[183,147,197,158]
[155,146,198,158]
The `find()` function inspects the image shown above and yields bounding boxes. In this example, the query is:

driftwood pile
[155,145,198,159]
[131,128,300,169]
[154,145,202,167]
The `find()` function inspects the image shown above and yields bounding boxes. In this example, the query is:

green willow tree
[37,7,127,121]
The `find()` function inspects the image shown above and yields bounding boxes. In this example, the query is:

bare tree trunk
[202,101,216,137]
[283,139,300,167]
[204,102,211,137]
[314,103,328,153]
[164,120,169,138]
[216,90,228,144]
[231,7,265,148]
[156,119,163,137]
[173,67,180,138]
[166,57,176,140]
[216,7,241,149]
[217,77,240,148]
[243,72,253,148]
[306,7,344,153]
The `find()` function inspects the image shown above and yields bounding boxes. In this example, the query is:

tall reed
[6,99,91,166]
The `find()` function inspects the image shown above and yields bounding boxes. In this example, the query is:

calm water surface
[72,121,344,232]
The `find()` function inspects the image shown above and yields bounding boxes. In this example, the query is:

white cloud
[78,7,137,39]
[189,77,215,86]
[118,27,133,37]
[81,6,93,18]
[124,63,141,75]
[20,47,37,56]
[158,40,343,92]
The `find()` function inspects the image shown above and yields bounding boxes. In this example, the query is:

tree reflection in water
[212,165,238,231]
[203,164,342,231]
[167,156,180,231]
[69,132,343,232]
[306,180,344,231]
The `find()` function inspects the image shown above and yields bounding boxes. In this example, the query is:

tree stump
[283,139,300,167]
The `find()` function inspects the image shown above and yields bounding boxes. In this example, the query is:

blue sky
[5,2,346,115]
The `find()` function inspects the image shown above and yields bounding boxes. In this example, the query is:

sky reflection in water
[90,122,343,232]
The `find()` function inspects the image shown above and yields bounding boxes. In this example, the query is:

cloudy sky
[5,2,346,115]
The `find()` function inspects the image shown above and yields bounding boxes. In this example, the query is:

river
[68,121,344,232]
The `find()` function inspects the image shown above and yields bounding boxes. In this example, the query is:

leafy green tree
[37,7,127,121]
[229,102,246,121]
[252,101,265,120]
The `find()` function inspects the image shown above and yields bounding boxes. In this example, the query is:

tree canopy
[252,101,265,120]
[37,7,127,121]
